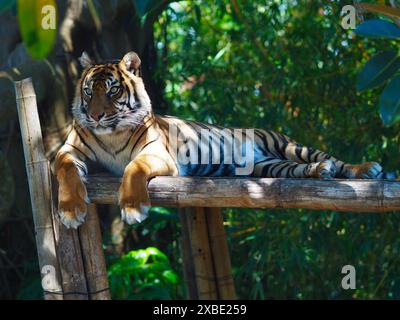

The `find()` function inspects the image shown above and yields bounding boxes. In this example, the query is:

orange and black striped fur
[55,51,387,229]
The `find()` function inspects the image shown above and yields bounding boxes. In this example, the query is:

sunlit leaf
[212,45,229,64]
[379,75,400,125]
[356,50,400,92]
[87,0,101,31]
[162,270,178,284]
[17,0,57,59]
[355,19,400,39]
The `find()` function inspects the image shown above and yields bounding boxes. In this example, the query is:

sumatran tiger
[55,51,393,229]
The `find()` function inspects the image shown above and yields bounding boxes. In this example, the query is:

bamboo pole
[86,175,400,212]
[14,78,63,300]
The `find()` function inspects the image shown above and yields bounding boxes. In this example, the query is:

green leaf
[17,0,57,59]
[379,75,400,125]
[0,0,15,12]
[162,270,178,284]
[355,19,400,39]
[212,45,229,64]
[87,0,101,31]
[356,50,400,92]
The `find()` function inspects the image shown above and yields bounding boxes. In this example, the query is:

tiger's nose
[90,112,105,121]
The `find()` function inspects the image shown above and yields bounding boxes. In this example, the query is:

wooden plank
[204,208,236,299]
[79,204,111,300]
[86,175,400,212]
[14,78,63,300]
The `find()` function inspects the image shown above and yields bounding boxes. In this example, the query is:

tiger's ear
[79,51,94,68]
[120,51,141,76]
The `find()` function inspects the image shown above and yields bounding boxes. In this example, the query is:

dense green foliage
[105,205,184,300]
[108,246,181,299]
[149,0,400,299]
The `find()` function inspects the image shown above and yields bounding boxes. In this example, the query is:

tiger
[55,51,393,229]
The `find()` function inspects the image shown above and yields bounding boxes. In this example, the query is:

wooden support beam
[79,204,111,300]
[53,221,89,300]
[179,208,199,299]
[204,207,236,299]
[179,207,236,300]
[180,207,219,299]
[86,175,400,212]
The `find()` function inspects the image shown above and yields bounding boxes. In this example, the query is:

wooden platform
[87,175,400,212]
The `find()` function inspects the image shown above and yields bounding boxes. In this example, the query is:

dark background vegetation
[1,0,400,299]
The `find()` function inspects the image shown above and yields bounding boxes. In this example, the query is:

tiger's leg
[119,147,177,225]
[55,148,89,229]
[263,131,382,179]
[253,158,337,179]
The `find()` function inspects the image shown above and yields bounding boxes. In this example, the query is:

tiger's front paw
[58,197,88,229]
[120,203,151,225]
[119,186,150,225]
[349,162,382,179]
[58,183,89,229]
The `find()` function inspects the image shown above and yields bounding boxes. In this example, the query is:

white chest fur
[90,129,135,176]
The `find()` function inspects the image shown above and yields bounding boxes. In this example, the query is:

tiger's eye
[83,87,92,96]
[109,86,120,95]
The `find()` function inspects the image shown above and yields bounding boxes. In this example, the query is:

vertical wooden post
[79,204,111,300]
[50,174,89,300]
[180,207,236,300]
[179,208,198,299]
[204,207,236,299]
[15,78,63,300]
[15,78,110,300]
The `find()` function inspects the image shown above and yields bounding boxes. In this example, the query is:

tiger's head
[72,51,152,134]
